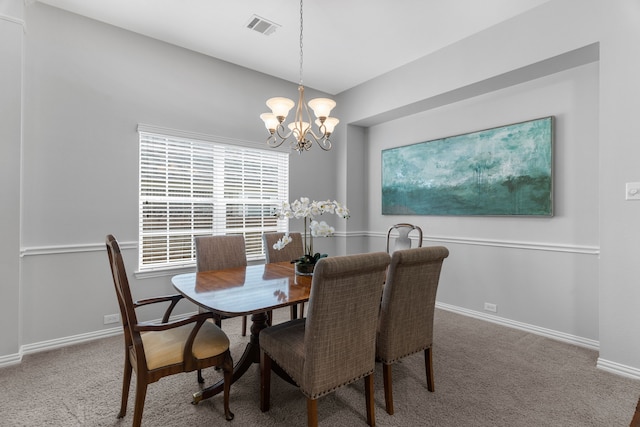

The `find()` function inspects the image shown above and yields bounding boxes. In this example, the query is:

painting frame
[381,116,554,216]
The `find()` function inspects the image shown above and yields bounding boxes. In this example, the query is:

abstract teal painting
[382,117,553,216]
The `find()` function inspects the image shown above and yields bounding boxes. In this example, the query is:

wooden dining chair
[260,252,391,427]
[386,223,423,253]
[376,246,449,415]
[105,235,233,426]
[195,235,249,336]
[263,232,306,318]
[630,396,640,426]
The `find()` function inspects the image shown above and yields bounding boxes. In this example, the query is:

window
[138,128,289,271]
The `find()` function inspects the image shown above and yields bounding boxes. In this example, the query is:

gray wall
[0,0,23,359]
[366,63,599,342]
[7,1,340,358]
[3,0,640,380]
[338,0,640,376]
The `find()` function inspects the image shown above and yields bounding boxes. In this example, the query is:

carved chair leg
[425,347,434,392]
[212,316,223,371]
[382,363,394,415]
[630,396,640,427]
[118,358,132,418]
[197,369,204,384]
[222,351,235,421]
[364,374,376,426]
[132,378,148,427]
[307,398,318,427]
[260,350,272,412]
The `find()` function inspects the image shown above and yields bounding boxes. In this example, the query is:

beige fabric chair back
[194,234,248,335]
[259,251,391,426]
[263,232,304,263]
[377,245,448,415]
[264,232,306,319]
[386,223,423,253]
[195,235,247,272]
[377,246,449,363]
[302,252,390,398]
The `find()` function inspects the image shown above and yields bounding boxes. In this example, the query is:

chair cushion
[260,318,306,384]
[139,322,230,370]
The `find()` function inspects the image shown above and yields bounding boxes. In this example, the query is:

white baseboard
[0,352,22,368]
[21,327,123,356]
[0,312,201,369]
[4,306,640,381]
[0,327,122,369]
[436,302,640,380]
[436,302,599,350]
[597,357,640,380]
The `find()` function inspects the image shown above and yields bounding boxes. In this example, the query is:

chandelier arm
[315,122,334,150]
[303,129,332,151]
[293,87,307,141]
[266,134,285,148]
[266,124,295,148]
[316,138,332,151]
[274,123,294,141]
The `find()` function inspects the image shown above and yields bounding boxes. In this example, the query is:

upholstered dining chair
[260,252,391,427]
[386,223,423,253]
[263,232,305,318]
[106,235,233,427]
[376,246,449,415]
[195,235,249,336]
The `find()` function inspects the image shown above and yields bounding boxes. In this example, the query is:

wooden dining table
[171,261,312,403]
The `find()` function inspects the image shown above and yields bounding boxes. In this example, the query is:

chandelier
[259,0,339,154]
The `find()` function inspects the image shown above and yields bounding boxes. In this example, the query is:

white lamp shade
[260,113,279,131]
[288,121,310,137]
[316,117,339,134]
[266,97,295,118]
[308,98,336,119]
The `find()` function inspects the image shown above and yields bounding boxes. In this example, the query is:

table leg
[192,311,269,404]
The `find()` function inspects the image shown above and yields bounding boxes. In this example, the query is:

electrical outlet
[103,313,120,325]
[626,182,640,200]
[484,302,497,313]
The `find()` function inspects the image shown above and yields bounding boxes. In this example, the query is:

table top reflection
[171,261,312,318]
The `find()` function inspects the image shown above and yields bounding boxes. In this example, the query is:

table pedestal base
[192,311,294,404]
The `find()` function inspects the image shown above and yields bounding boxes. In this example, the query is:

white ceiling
[36,0,550,95]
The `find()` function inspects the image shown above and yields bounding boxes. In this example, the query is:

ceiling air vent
[246,15,280,36]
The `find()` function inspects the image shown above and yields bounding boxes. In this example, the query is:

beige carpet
[1,308,639,426]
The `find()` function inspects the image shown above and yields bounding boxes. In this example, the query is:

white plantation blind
[139,131,289,271]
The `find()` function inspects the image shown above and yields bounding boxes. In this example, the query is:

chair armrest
[134,311,214,332]
[134,294,184,323]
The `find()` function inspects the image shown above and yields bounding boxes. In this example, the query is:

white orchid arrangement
[273,197,350,265]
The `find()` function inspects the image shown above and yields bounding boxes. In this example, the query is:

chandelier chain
[299,0,304,86]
